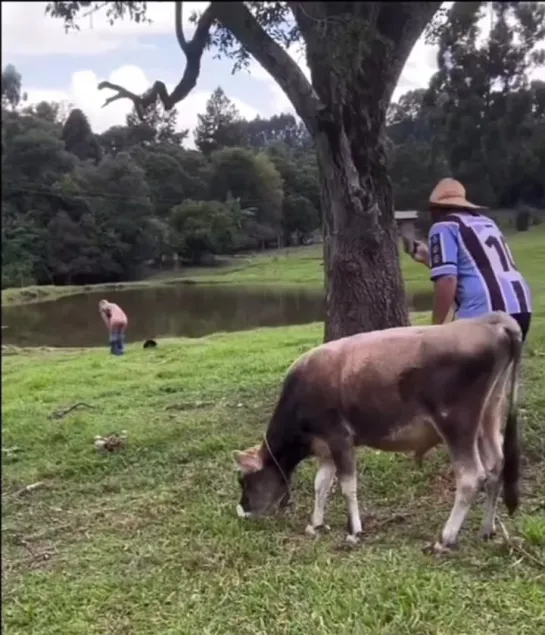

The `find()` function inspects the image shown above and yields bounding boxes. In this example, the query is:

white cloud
[24,64,258,149]
[1,1,209,56]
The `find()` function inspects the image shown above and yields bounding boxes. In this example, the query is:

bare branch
[212,2,324,132]
[175,1,187,53]
[98,2,215,116]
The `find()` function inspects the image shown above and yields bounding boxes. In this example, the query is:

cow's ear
[233,449,263,473]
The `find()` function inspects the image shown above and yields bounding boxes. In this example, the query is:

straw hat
[429,178,482,210]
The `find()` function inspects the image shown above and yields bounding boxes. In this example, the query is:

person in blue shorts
[98,299,128,355]
[406,178,532,341]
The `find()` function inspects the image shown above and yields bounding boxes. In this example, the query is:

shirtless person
[98,299,128,355]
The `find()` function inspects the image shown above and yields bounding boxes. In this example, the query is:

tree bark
[294,3,441,341]
[315,125,409,342]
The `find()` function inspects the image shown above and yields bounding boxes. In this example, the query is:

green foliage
[126,101,189,147]
[421,1,545,208]
[282,194,320,244]
[171,199,236,263]
[194,87,247,156]
[61,108,102,164]
[208,147,284,246]
[1,68,321,287]
[1,63,25,111]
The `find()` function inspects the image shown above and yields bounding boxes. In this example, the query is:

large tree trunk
[294,3,440,341]
[316,128,409,341]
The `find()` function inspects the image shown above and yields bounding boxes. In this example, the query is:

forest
[2,3,544,289]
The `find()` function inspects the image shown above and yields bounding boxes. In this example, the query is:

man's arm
[432,276,457,325]
[428,222,459,325]
[99,309,111,331]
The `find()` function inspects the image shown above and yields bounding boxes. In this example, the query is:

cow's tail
[502,319,524,516]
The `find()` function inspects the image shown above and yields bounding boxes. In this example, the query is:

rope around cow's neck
[263,434,290,493]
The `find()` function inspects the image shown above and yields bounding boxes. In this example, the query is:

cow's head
[234,445,289,519]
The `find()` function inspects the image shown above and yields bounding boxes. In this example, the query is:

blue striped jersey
[428,212,532,319]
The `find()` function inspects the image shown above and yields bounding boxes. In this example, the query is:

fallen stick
[15,481,45,497]
[49,402,95,420]
[497,518,545,570]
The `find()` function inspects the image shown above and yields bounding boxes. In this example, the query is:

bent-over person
[98,299,128,355]
[405,178,532,341]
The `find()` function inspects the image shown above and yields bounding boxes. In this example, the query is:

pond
[2,284,433,348]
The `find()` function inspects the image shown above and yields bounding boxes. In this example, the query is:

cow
[234,311,523,554]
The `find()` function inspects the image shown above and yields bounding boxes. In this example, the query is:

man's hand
[403,237,430,268]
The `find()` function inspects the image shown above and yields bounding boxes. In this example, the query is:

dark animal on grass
[143,339,157,349]
[234,311,522,554]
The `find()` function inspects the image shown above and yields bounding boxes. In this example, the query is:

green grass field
[2,227,545,634]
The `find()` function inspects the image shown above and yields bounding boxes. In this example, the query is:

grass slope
[2,336,545,632]
[2,227,545,633]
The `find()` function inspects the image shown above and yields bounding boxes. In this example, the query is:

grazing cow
[234,311,523,553]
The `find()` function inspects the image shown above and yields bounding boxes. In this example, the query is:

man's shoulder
[428,218,460,238]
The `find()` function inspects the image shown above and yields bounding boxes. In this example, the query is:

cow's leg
[436,441,486,552]
[305,459,336,537]
[478,427,504,540]
[340,469,363,545]
[329,440,362,545]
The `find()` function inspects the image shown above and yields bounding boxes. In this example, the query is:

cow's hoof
[423,541,453,556]
[433,541,452,556]
[480,529,496,542]
[305,524,330,538]
[345,532,362,547]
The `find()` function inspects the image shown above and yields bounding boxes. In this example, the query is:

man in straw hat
[405,178,532,340]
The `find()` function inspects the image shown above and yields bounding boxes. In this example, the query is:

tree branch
[97,2,215,117]
[212,2,324,133]
[377,2,442,105]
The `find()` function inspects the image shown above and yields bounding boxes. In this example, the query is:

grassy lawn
[4,224,543,307]
[3,296,545,629]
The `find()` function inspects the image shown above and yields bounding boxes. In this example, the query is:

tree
[208,147,284,247]
[126,100,189,146]
[242,113,312,150]
[194,87,247,155]
[60,152,156,281]
[426,2,545,207]
[282,194,319,245]
[45,1,442,340]
[1,64,26,111]
[62,108,102,163]
[170,199,236,263]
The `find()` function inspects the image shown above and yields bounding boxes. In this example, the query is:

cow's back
[291,314,514,452]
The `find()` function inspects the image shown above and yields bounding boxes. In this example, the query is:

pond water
[2,284,433,349]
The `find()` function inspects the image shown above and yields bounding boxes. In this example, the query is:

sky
[2,2,544,149]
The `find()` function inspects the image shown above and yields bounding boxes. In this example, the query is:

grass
[2,226,545,633]
[2,321,545,634]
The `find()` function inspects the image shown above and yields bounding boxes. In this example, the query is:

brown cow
[234,311,523,554]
